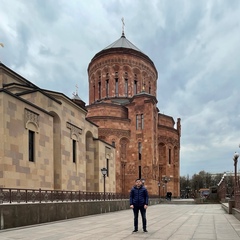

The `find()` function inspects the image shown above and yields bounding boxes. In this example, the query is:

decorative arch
[48,111,61,190]
[158,142,166,165]
[120,137,129,161]
[123,65,130,72]
[119,137,129,194]
[25,121,38,132]
[85,131,96,192]
[112,64,120,72]
[25,108,39,133]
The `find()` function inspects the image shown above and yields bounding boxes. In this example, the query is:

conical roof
[103,33,142,53]
[89,31,157,73]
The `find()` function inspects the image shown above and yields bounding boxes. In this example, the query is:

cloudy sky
[1,0,240,177]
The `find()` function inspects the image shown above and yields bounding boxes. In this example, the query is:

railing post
[39,188,42,203]
[9,189,12,203]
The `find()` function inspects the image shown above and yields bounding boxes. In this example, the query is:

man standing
[130,179,149,233]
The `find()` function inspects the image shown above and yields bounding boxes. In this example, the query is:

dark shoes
[132,229,148,233]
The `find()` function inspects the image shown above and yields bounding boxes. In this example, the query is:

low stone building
[0,62,115,193]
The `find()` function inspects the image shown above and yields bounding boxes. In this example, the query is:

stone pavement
[1,201,240,240]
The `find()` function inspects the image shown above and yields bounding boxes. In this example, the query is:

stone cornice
[88,56,156,80]
[99,128,130,138]
[158,136,179,147]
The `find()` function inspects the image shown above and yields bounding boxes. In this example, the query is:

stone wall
[0,199,159,230]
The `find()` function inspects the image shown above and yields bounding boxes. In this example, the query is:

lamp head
[101,167,108,176]
[233,152,239,161]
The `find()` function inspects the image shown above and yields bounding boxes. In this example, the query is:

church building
[86,27,181,197]
[0,26,181,197]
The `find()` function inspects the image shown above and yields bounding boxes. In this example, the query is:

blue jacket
[130,185,149,207]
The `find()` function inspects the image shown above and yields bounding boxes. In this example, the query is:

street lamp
[233,152,239,189]
[101,167,108,201]
[162,176,171,193]
[121,162,126,195]
[158,182,161,201]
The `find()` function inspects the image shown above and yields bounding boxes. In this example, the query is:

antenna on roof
[121,17,125,37]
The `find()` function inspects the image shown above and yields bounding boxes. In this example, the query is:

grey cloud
[1,0,240,177]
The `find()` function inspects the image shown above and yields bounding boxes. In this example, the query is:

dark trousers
[133,205,147,230]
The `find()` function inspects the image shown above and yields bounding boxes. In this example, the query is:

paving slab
[0,203,240,239]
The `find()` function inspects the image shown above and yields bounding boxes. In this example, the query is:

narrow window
[136,114,143,130]
[141,114,144,129]
[134,80,137,94]
[73,139,76,163]
[125,79,128,97]
[29,130,35,162]
[136,115,138,130]
[115,74,118,97]
[124,72,128,97]
[112,141,115,147]
[143,82,146,91]
[149,82,151,94]
[169,149,171,164]
[138,142,142,160]
[98,81,101,99]
[106,158,109,177]
[106,73,109,98]
[93,85,95,102]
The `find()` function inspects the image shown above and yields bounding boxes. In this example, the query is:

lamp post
[101,167,107,201]
[158,182,161,202]
[162,176,171,193]
[121,162,126,196]
[233,152,239,189]
[186,186,191,199]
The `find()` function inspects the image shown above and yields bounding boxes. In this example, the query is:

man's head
[135,178,142,188]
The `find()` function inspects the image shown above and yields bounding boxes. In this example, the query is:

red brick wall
[86,47,181,197]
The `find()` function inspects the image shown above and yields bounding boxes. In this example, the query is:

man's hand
[144,205,148,209]
[130,205,134,209]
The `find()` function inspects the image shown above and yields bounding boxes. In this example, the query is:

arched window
[115,72,119,97]
[124,72,128,97]
[98,75,101,99]
[134,74,138,94]
[106,73,109,98]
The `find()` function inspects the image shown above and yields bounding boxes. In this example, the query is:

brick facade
[86,33,181,197]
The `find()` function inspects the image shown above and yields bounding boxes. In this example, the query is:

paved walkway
[1,203,240,240]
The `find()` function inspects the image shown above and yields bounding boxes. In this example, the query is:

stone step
[160,198,196,204]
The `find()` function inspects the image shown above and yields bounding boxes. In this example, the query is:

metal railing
[0,188,129,204]
[218,178,240,210]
